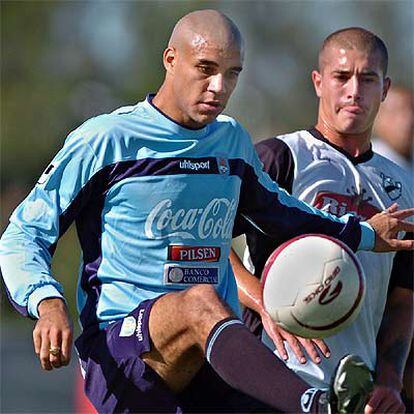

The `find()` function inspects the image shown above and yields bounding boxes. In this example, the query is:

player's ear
[381,77,391,102]
[312,70,322,98]
[163,46,177,74]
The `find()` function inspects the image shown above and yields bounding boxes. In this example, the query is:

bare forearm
[229,248,263,314]
[376,287,414,390]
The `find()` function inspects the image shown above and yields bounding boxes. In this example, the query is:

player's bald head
[319,27,388,76]
[169,10,244,57]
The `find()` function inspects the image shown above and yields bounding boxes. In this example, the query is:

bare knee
[148,285,234,353]
[143,286,234,391]
[181,285,234,337]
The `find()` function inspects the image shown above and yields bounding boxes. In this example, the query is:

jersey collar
[145,94,210,138]
[308,127,374,165]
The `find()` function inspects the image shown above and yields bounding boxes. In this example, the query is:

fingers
[32,309,73,371]
[61,329,73,366]
[385,203,399,213]
[272,330,289,361]
[396,220,414,233]
[298,338,331,364]
[390,238,414,251]
[49,328,62,369]
[284,333,307,364]
[365,386,406,414]
[311,338,331,358]
[33,328,41,356]
[40,330,52,371]
[390,207,414,220]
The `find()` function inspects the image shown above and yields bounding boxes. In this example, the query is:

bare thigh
[142,285,234,393]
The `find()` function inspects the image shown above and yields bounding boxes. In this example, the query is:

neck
[315,119,372,157]
[152,84,172,117]
[152,85,203,130]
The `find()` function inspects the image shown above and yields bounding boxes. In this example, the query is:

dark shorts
[75,298,273,413]
[75,298,183,413]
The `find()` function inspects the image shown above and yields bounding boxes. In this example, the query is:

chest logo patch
[314,189,380,220]
[164,264,219,285]
[168,245,221,262]
[380,173,402,201]
[145,198,237,240]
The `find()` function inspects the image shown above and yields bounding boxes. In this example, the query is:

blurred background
[1,1,413,412]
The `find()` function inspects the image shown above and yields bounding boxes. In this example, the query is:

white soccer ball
[262,234,365,338]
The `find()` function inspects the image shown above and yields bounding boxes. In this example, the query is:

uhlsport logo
[145,197,237,240]
[179,159,210,171]
[136,308,145,341]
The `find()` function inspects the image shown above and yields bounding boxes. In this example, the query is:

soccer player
[373,85,413,173]
[1,12,413,413]
[230,28,413,413]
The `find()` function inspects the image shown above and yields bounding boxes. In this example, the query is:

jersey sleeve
[255,138,295,193]
[233,132,375,252]
[0,131,99,318]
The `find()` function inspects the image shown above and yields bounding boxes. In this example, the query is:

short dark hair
[319,27,388,76]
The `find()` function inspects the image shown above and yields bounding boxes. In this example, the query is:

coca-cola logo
[145,198,237,240]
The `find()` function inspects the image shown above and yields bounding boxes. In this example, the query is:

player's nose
[347,76,362,102]
[208,74,226,95]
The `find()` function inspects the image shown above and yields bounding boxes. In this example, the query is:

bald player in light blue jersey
[1,10,413,414]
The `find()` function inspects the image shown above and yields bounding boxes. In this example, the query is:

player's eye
[228,69,241,79]
[198,65,215,76]
[362,76,376,83]
[334,74,348,82]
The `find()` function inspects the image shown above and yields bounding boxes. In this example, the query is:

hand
[364,385,405,413]
[368,204,414,252]
[261,310,330,364]
[33,298,73,371]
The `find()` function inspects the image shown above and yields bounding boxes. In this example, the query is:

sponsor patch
[314,189,380,220]
[164,264,219,285]
[119,316,137,337]
[145,197,237,241]
[168,245,220,262]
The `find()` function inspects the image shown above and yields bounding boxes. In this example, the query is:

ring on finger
[49,347,61,357]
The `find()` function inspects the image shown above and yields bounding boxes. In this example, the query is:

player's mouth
[199,101,223,114]
[340,105,364,115]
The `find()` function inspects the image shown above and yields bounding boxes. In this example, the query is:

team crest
[217,157,229,175]
[380,173,402,201]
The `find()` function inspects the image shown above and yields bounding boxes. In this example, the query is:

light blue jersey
[0,96,374,329]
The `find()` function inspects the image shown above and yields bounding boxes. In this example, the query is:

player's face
[164,38,243,129]
[312,46,390,135]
